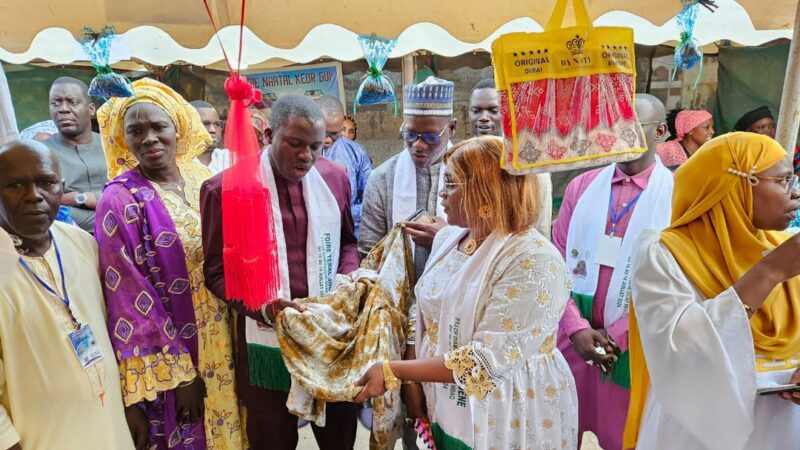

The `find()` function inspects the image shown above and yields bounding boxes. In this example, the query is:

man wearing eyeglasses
[359,77,455,280]
[359,75,456,450]
[315,96,372,236]
[190,100,231,174]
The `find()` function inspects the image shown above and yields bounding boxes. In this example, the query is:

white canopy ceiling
[0,0,794,68]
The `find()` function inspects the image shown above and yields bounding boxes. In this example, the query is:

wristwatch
[75,192,88,208]
[382,360,401,392]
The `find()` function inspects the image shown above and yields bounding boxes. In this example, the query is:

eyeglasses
[400,126,449,146]
[326,130,341,140]
[443,176,464,190]
[755,174,799,194]
[639,121,663,127]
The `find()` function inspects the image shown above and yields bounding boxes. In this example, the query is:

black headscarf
[733,106,773,132]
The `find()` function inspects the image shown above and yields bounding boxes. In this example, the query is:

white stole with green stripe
[566,159,673,326]
[245,149,341,390]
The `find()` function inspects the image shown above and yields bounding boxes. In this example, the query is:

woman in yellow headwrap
[624,132,800,450]
[95,78,243,450]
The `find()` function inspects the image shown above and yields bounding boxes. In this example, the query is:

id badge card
[68,324,103,369]
[596,235,623,268]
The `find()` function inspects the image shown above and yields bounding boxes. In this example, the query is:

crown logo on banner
[566,35,585,56]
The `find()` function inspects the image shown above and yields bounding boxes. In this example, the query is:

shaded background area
[5,41,794,210]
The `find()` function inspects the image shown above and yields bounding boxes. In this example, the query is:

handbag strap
[546,0,592,30]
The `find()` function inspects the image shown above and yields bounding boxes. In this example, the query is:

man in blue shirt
[315,96,372,236]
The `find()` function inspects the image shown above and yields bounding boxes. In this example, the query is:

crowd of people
[0,70,799,450]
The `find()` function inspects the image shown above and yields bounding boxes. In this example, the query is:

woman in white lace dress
[355,136,578,450]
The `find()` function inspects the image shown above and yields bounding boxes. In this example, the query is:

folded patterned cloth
[275,225,414,449]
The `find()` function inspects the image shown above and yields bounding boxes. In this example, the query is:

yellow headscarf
[97,78,212,180]
[625,132,800,448]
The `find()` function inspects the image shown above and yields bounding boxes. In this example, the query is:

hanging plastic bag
[354,35,398,115]
[79,26,134,99]
[672,1,704,88]
[492,0,645,174]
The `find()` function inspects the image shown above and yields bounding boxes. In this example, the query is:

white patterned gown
[414,226,578,450]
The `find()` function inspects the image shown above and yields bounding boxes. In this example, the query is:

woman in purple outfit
[95,78,243,450]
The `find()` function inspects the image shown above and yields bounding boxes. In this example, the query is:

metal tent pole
[402,54,415,85]
[776,0,800,152]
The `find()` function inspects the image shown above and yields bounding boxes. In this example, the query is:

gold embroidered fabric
[119,351,196,406]
[444,344,495,401]
[275,226,414,449]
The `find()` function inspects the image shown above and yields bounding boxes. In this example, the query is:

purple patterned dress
[96,168,205,449]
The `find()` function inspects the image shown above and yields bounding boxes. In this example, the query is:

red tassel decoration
[202,0,280,311]
[221,76,280,311]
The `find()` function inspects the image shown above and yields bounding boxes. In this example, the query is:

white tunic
[0,222,134,450]
[631,229,800,450]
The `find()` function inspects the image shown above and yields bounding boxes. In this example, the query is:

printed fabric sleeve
[0,355,20,450]
[444,245,570,401]
[358,169,388,258]
[794,145,800,173]
[95,185,196,406]
[116,352,196,407]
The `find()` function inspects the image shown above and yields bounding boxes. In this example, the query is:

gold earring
[478,205,491,219]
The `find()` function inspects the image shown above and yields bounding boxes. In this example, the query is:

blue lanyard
[18,233,79,326]
[609,190,643,236]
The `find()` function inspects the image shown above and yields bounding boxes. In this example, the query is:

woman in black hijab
[733,105,776,138]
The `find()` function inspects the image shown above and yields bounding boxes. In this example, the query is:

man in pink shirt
[552,94,672,450]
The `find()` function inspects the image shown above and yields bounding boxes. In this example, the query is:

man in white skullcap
[358,76,457,449]
[359,76,456,279]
